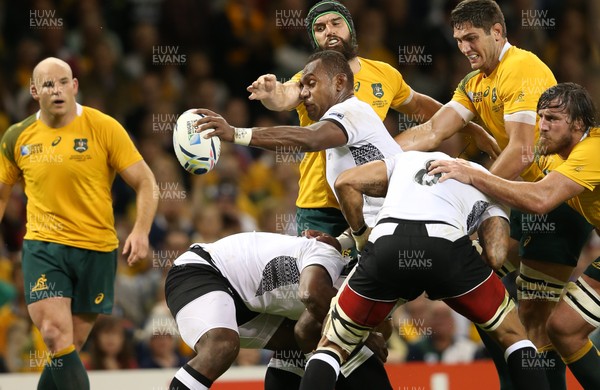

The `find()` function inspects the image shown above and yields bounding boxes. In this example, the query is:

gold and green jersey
[537,127,600,228]
[293,57,412,209]
[452,44,556,182]
[0,104,143,251]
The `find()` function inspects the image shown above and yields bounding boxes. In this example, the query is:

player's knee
[39,320,67,350]
[546,309,570,346]
[196,328,240,365]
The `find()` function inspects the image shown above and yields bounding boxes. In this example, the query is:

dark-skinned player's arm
[477,216,510,271]
[295,264,338,352]
[194,108,347,152]
[334,160,390,251]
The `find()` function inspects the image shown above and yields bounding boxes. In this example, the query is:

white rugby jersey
[173,232,346,320]
[379,151,508,235]
[321,97,403,225]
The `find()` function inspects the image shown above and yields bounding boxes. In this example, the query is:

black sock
[506,343,549,390]
[539,349,566,390]
[565,340,600,389]
[300,351,341,390]
[264,367,302,390]
[478,326,516,390]
[171,364,213,390]
[335,354,392,390]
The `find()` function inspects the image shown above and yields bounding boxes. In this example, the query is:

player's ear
[72,77,79,94]
[491,23,503,40]
[30,82,39,101]
[573,118,585,133]
[335,73,347,91]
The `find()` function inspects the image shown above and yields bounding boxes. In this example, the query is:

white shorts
[176,290,285,350]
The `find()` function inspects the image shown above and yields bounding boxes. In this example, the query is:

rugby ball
[173,110,220,175]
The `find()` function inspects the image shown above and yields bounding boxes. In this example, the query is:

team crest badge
[354,81,361,92]
[371,83,384,98]
[74,138,88,153]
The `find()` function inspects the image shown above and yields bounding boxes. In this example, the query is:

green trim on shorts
[509,203,594,266]
[583,257,600,282]
[22,240,117,314]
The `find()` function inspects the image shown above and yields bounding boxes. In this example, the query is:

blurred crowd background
[0,0,599,374]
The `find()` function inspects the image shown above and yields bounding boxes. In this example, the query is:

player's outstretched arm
[247,74,302,111]
[0,182,13,222]
[429,160,585,214]
[119,160,159,266]
[196,108,347,152]
[395,105,466,152]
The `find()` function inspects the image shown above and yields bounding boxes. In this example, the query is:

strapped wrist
[233,127,253,146]
[351,224,368,236]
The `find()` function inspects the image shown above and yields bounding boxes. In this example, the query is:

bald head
[32,57,73,86]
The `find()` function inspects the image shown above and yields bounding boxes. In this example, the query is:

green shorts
[22,240,117,314]
[296,207,349,236]
[509,203,594,267]
[583,257,600,282]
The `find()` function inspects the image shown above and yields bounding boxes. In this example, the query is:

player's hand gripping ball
[173,109,221,175]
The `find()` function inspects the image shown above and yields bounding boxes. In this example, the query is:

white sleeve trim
[399,88,415,105]
[504,111,537,125]
[446,101,475,123]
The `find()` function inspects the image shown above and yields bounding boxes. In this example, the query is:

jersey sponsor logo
[94,293,105,304]
[31,274,49,292]
[51,136,62,146]
[20,143,43,156]
[574,166,584,172]
[73,138,88,153]
[491,88,497,103]
[371,83,384,98]
[328,112,344,120]
[354,81,360,92]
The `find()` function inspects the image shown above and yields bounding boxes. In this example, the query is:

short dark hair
[451,0,507,37]
[537,82,597,129]
[306,50,354,88]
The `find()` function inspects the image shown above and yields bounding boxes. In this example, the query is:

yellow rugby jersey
[538,127,600,228]
[294,57,412,209]
[452,44,556,182]
[0,104,143,251]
